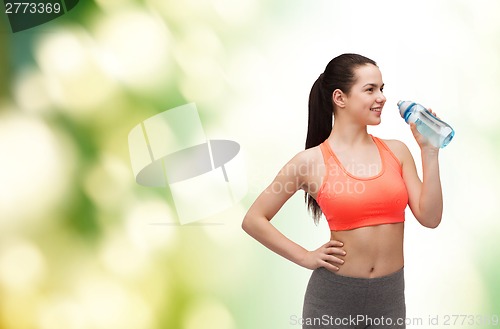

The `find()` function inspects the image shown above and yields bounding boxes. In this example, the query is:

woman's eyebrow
[363,83,384,88]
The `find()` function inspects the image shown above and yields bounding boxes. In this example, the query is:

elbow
[424,222,440,229]
[242,212,269,236]
[241,214,257,235]
[415,206,443,229]
[241,215,251,234]
[421,216,442,229]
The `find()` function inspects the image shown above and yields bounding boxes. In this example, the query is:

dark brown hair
[305,53,377,223]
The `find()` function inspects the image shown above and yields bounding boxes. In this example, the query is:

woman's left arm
[396,119,443,228]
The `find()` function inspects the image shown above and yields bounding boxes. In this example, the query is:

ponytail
[305,74,333,150]
[305,74,333,223]
[304,53,377,224]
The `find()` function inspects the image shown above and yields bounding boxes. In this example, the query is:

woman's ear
[332,89,346,109]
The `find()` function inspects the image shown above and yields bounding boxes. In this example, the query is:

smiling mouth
[370,107,382,112]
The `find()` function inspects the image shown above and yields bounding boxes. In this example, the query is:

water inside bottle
[414,118,443,148]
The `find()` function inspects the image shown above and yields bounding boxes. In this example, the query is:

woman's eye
[367,88,373,92]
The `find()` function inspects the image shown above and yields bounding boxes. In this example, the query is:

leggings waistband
[312,266,404,287]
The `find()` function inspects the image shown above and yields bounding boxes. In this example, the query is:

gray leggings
[302,267,406,329]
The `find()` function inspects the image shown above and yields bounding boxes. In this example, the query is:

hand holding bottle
[409,108,440,151]
[398,100,455,149]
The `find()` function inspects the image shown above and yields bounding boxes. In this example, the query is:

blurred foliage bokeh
[1,1,272,328]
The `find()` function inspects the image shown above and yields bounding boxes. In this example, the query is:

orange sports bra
[316,135,408,231]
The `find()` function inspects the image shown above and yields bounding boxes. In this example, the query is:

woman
[242,53,443,329]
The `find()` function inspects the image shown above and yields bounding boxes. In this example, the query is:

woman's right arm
[242,152,345,272]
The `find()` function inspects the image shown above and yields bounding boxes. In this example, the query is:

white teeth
[370,108,382,112]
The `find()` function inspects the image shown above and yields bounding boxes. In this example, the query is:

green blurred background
[1,0,499,328]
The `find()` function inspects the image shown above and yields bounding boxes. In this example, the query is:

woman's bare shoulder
[279,145,324,179]
[290,145,323,165]
[381,138,408,150]
[380,138,412,163]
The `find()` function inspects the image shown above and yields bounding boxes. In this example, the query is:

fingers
[410,122,437,150]
[323,240,346,257]
[324,254,344,265]
[321,255,345,271]
[310,240,346,272]
[325,247,346,256]
[322,246,345,270]
[427,108,441,119]
[409,122,417,132]
[322,261,340,272]
[409,122,421,138]
[325,239,343,248]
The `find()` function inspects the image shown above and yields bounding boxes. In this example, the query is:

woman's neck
[328,121,370,147]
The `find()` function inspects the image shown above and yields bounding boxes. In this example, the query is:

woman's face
[343,64,386,125]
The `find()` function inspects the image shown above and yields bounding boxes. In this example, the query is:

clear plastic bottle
[397,100,455,148]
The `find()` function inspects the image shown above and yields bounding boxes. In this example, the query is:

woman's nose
[377,93,386,103]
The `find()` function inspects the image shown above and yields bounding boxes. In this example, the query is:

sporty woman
[242,53,443,329]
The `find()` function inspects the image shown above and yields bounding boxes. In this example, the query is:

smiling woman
[242,53,444,329]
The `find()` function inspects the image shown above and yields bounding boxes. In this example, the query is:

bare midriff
[329,223,404,278]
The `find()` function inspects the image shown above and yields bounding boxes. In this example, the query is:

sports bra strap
[372,137,402,168]
[319,142,331,166]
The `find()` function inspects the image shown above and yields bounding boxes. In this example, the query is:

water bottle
[397,100,455,148]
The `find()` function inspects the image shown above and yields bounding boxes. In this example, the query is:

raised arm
[242,151,345,271]
[397,121,443,228]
